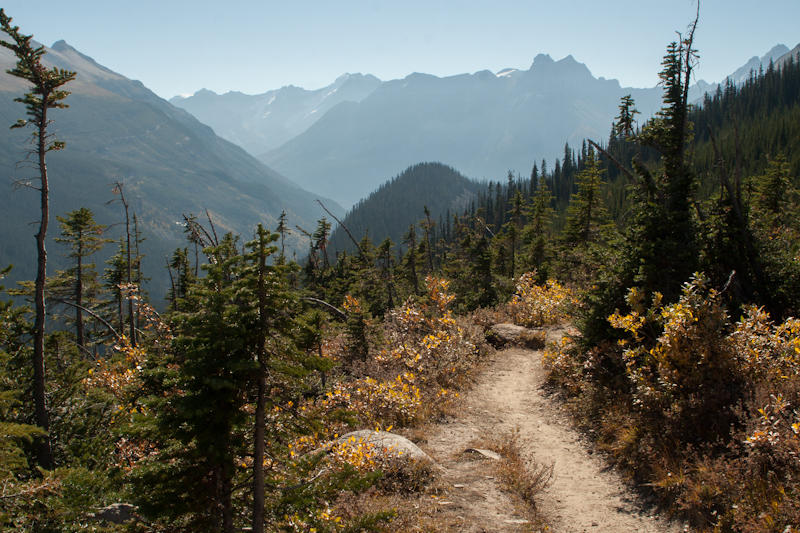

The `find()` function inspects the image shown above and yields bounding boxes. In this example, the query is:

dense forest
[1,8,800,532]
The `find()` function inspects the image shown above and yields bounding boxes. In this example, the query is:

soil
[411,328,687,532]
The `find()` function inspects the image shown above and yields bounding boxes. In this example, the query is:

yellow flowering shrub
[328,435,383,472]
[607,274,744,441]
[317,276,483,432]
[543,271,800,530]
[606,272,800,449]
[322,372,422,426]
[381,276,479,392]
[542,334,583,393]
[508,272,576,327]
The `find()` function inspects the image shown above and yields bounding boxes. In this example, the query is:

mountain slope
[259,54,664,207]
[726,44,790,85]
[777,42,800,69]
[170,73,381,155]
[327,162,484,255]
[0,40,342,300]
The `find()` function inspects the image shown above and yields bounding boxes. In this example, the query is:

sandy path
[418,333,685,532]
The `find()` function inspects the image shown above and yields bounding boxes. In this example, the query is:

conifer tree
[523,175,554,277]
[563,150,608,246]
[378,238,396,310]
[104,239,127,334]
[0,267,46,487]
[243,224,279,533]
[1,9,76,469]
[135,234,251,531]
[275,209,290,263]
[402,224,420,295]
[501,191,525,278]
[421,206,435,274]
[614,94,639,138]
[622,22,699,303]
[52,208,108,350]
[312,218,332,270]
[166,247,194,311]
[468,234,496,309]
[111,182,138,346]
[581,19,699,344]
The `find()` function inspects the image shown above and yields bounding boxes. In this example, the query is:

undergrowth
[295,276,494,529]
[544,273,800,532]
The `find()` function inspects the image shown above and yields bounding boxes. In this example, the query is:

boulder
[88,503,138,524]
[464,447,502,460]
[334,430,434,464]
[488,323,546,349]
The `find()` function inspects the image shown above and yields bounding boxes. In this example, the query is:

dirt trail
[417,331,685,532]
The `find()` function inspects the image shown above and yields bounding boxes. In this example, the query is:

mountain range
[170,73,381,155]
[0,40,342,300]
[173,44,798,208]
[2,36,796,302]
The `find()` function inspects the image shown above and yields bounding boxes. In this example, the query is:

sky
[2,1,799,99]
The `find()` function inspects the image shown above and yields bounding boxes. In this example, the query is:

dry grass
[477,428,554,530]
[332,473,462,532]
[517,329,547,350]
[470,306,515,330]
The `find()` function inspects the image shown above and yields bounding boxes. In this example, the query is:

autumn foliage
[544,273,800,530]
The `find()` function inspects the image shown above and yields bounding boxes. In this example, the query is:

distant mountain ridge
[0,40,342,300]
[727,44,790,85]
[258,53,665,206]
[171,43,797,208]
[170,73,381,155]
[776,43,800,69]
[691,44,794,100]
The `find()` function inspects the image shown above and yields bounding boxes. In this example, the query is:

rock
[488,323,546,349]
[464,447,502,460]
[88,503,138,524]
[334,430,434,464]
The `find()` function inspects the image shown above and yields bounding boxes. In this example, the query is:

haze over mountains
[173,45,798,207]
[1,35,795,302]
[170,74,381,155]
[0,40,341,298]
[698,44,790,94]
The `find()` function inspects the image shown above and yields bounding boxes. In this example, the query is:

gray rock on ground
[335,430,434,464]
[487,323,546,349]
[88,503,138,524]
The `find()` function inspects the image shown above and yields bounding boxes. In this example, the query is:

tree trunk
[252,227,268,533]
[33,101,53,469]
[76,235,84,349]
[214,462,235,533]
[118,185,137,346]
[253,371,266,532]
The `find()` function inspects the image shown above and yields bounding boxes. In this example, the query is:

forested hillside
[332,47,800,280]
[327,162,484,256]
[0,40,340,302]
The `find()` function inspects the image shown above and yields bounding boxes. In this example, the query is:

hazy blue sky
[2,1,798,99]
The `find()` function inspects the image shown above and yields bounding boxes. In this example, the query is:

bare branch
[205,209,219,246]
[182,213,215,248]
[588,139,635,181]
[294,225,312,238]
[51,298,120,340]
[302,297,347,320]
[316,199,364,255]
[473,216,495,238]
